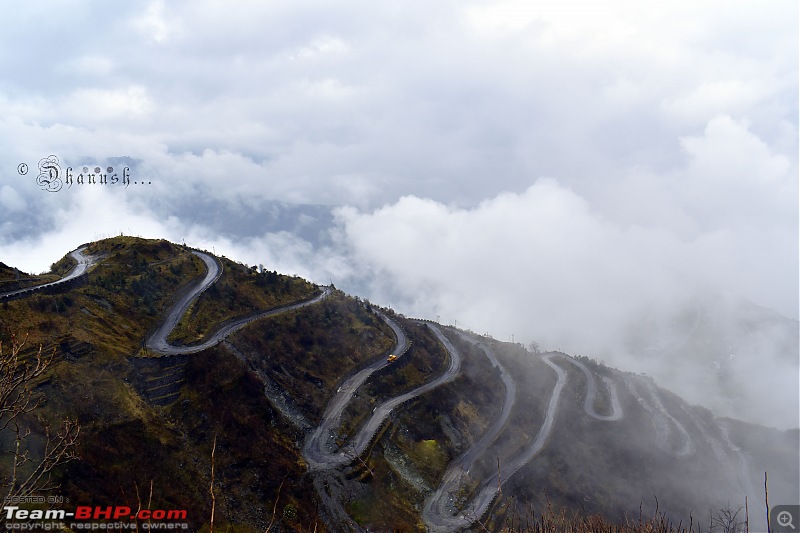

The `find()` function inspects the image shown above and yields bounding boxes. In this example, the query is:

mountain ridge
[0,236,796,532]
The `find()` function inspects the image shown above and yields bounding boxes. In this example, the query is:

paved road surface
[0,247,95,300]
[422,333,515,529]
[146,251,330,355]
[560,356,623,421]
[304,323,461,471]
[424,353,568,532]
[626,377,693,456]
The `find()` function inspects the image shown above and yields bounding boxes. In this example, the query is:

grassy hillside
[166,255,319,346]
[339,329,511,530]
[0,236,795,533]
[1,237,199,358]
[0,237,346,530]
[338,318,451,444]
[230,290,396,423]
[0,263,59,292]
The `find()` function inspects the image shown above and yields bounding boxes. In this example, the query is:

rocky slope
[0,236,796,532]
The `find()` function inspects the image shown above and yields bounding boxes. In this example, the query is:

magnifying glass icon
[778,510,796,530]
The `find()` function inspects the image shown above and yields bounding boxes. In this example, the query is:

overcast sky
[0,1,797,426]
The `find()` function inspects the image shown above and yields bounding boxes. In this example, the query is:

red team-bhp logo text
[4,505,189,530]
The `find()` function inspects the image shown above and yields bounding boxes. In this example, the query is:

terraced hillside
[0,237,796,532]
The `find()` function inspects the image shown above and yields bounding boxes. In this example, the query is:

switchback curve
[0,247,95,301]
[626,377,693,457]
[421,334,515,530]
[145,251,331,355]
[424,351,631,531]
[303,323,461,471]
[560,357,623,421]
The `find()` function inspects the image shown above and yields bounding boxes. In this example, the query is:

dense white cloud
[0,186,26,214]
[328,126,797,425]
[1,0,794,209]
[0,1,796,426]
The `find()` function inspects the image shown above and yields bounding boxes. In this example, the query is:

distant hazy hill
[620,289,799,430]
[0,237,795,532]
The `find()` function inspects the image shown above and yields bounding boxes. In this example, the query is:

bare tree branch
[0,334,81,509]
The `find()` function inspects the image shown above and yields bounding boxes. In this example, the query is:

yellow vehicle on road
[387,354,398,363]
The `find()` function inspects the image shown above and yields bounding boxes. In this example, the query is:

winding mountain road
[424,351,631,531]
[626,377,693,456]
[422,335,515,530]
[424,353,569,531]
[0,247,95,300]
[303,310,410,469]
[146,251,330,355]
[561,357,623,421]
[303,323,461,471]
[454,335,517,472]
[4,243,735,531]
